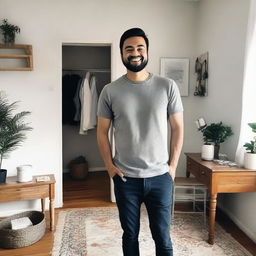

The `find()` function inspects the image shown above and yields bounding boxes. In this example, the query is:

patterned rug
[51,206,252,256]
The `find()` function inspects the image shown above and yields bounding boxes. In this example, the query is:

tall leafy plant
[243,123,256,153]
[0,93,32,169]
[202,122,233,146]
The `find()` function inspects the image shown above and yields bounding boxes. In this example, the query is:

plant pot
[201,144,214,161]
[214,144,220,159]
[3,33,15,45]
[71,162,88,180]
[0,169,7,183]
[17,165,33,182]
[244,152,256,170]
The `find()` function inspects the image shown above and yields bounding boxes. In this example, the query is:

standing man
[97,28,183,256]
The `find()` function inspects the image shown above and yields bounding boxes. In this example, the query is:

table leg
[49,198,55,231]
[208,193,217,244]
[41,198,45,212]
[49,183,55,231]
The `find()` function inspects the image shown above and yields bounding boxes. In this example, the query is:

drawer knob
[201,171,205,175]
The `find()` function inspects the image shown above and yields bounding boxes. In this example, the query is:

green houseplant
[243,123,256,170]
[0,92,32,183]
[201,122,233,159]
[0,19,20,45]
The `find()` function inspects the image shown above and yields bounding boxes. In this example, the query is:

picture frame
[194,52,208,97]
[160,58,189,96]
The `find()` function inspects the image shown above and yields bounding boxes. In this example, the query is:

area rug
[51,206,252,256]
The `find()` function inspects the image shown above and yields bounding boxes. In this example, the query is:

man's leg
[144,172,173,256]
[113,175,143,256]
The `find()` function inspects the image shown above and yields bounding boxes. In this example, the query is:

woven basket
[0,211,46,249]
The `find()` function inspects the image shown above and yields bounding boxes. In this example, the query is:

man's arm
[168,112,184,179]
[97,117,124,178]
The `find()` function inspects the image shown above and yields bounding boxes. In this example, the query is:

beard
[122,55,148,72]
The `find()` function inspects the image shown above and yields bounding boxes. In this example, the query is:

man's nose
[130,49,140,55]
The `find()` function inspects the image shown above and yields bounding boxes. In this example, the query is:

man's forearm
[97,132,114,169]
[169,126,184,170]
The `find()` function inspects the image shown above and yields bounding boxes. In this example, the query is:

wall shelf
[0,44,33,71]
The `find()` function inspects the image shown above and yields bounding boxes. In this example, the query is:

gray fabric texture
[97,73,183,178]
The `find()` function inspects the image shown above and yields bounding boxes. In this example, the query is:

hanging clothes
[73,77,83,122]
[62,74,81,125]
[79,72,93,134]
[89,75,99,128]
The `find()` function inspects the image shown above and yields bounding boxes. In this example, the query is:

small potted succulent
[0,19,20,45]
[0,92,32,183]
[200,121,233,159]
[243,123,256,170]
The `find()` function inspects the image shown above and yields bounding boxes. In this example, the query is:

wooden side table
[0,174,55,231]
[185,153,256,244]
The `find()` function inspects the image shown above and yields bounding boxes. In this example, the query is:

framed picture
[160,58,189,96]
[194,52,208,97]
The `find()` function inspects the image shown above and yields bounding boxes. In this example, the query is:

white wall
[196,0,256,242]
[0,0,198,215]
[1,1,254,243]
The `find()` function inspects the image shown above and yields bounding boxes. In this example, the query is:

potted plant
[0,19,20,45]
[243,123,256,170]
[201,122,233,159]
[0,92,32,183]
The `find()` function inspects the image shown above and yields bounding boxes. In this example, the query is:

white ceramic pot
[17,165,33,182]
[244,152,256,170]
[201,144,214,161]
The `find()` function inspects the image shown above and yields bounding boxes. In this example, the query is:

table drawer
[187,159,210,185]
[215,174,256,193]
[0,185,49,202]
[197,167,210,186]
[187,158,200,173]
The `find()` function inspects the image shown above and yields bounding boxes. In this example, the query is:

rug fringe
[51,211,66,256]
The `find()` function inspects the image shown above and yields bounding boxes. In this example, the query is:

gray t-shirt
[97,73,183,178]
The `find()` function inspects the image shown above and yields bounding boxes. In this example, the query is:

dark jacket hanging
[62,74,81,125]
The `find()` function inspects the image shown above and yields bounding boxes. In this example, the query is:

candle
[199,118,206,127]
[195,120,200,129]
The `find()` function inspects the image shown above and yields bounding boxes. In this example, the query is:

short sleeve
[167,80,184,115]
[97,86,114,120]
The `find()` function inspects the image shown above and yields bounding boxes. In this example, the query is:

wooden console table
[0,174,55,231]
[185,153,256,244]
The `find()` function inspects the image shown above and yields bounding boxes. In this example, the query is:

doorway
[61,44,112,207]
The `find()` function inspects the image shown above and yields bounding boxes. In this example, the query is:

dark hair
[119,28,149,53]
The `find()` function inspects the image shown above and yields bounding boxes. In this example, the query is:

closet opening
[62,43,113,208]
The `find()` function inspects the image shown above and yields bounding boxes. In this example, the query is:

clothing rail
[63,68,111,73]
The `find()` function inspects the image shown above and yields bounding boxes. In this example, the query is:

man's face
[121,36,148,72]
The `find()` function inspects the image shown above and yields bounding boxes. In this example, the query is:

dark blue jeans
[113,172,173,256]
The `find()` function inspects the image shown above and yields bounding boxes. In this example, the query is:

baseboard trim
[89,167,106,172]
[63,167,106,173]
[217,205,256,244]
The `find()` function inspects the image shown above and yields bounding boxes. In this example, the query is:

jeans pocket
[166,172,174,182]
[112,174,118,179]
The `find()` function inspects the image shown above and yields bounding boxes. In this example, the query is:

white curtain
[235,0,256,166]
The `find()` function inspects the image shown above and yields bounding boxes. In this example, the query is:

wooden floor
[0,171,255,256]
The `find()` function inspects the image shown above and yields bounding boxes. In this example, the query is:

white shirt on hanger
[89,75,98,127]
[79,72,94,134]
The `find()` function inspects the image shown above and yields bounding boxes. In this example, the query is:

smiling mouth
[129,56,143,64]
[131,57,141,61]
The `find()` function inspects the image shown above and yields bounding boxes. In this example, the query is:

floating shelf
[0,44,33,71]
